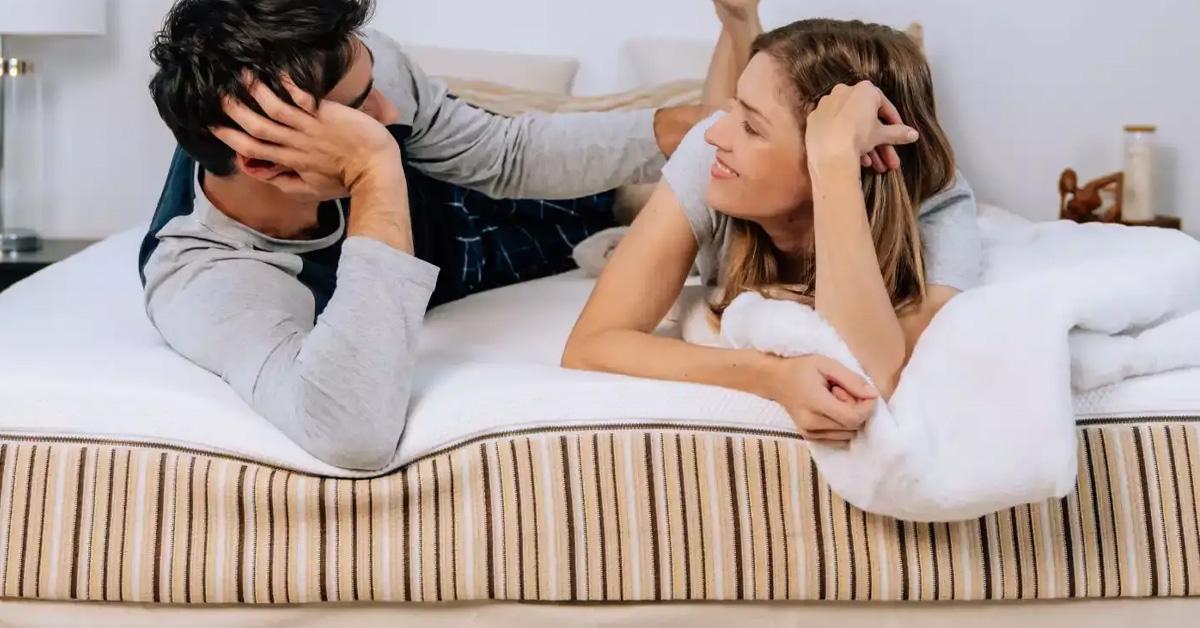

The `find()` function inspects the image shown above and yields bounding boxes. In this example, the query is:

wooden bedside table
[1058,168,1184,231]
[0,239,98,294]
[1121,215,1183,230]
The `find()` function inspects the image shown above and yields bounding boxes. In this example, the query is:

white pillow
[402,44,580,95]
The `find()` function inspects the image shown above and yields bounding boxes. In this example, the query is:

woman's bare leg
[702,1,764,107]
[701,30,738,106]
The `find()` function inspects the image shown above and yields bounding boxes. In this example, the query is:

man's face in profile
[243,36,401,201]
[325,37,400,127]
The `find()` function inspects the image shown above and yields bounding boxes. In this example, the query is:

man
[142,0,702,470]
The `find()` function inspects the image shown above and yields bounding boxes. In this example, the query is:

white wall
[6,0,1199,239]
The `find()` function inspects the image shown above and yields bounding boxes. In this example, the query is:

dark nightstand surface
[1,239,96,266]
[0,239,99,292]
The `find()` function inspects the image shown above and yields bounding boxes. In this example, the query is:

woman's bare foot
[713,0,761,26]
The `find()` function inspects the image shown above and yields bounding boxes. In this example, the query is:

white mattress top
[0,215,1195,477]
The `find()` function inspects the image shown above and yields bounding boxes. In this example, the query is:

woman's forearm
[563,329,781,401]
[810,160,908,397]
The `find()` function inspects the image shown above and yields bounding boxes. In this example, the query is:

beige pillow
[403,44,580,94]
[441,77,701,116]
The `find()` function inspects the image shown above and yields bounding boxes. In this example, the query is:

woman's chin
[704,182,739,215]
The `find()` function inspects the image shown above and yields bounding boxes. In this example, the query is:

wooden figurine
[1059,168,1124,223]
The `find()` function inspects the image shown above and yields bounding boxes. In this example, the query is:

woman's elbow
[867,346,907,402]
[563,324,616,371]
[874,371,900,402]
[864,338,907,403]
[561,332,592,370]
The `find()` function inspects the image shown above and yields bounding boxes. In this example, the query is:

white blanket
[704,213,1200,522]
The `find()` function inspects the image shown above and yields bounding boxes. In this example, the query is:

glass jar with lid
[1121,124,1157,222]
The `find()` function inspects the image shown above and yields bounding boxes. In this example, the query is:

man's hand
[213,78,415,253]
[652,105,713,157]
[212,77,402,198]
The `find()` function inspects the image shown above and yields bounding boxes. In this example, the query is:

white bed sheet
[0,210,1195,477]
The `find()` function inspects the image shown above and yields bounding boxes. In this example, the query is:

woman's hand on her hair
[804,81,920,176]
[212,75,402,199]
[769,354,878,443]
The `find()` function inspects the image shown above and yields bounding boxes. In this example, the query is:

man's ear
[233,153,292,184]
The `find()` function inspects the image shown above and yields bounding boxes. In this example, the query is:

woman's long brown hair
[713,19,956,315]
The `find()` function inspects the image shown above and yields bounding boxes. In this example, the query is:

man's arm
[145,237,438,471]
[364,30,703,200]
[183,78,434,470]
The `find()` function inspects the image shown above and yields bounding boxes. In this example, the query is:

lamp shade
[1,0,107,36]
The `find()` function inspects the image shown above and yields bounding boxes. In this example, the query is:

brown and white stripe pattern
[0,419,1198,604]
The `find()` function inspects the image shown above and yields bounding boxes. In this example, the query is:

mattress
[0,213,1197,605]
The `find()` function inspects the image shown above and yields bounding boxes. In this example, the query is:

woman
[562,3,982,443]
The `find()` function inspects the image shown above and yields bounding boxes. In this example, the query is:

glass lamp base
[0,229,42,254]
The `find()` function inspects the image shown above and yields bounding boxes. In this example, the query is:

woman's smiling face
[703,53,813,223]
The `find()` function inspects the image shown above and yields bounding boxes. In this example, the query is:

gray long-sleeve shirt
[141,29,667,471]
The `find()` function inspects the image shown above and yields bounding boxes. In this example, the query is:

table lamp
[1,1,107,254]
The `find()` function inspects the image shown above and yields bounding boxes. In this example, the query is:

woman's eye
[742,121,759,137]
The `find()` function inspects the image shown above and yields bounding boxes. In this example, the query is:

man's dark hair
[149,0,375,176]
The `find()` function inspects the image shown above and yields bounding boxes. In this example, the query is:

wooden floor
[2,597,1199,628]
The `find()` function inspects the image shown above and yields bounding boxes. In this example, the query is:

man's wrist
[346,202,414,253]
[347,163,414,253]
[348,152,405,196]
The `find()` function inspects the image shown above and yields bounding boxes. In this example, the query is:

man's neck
[201,171,322,240]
